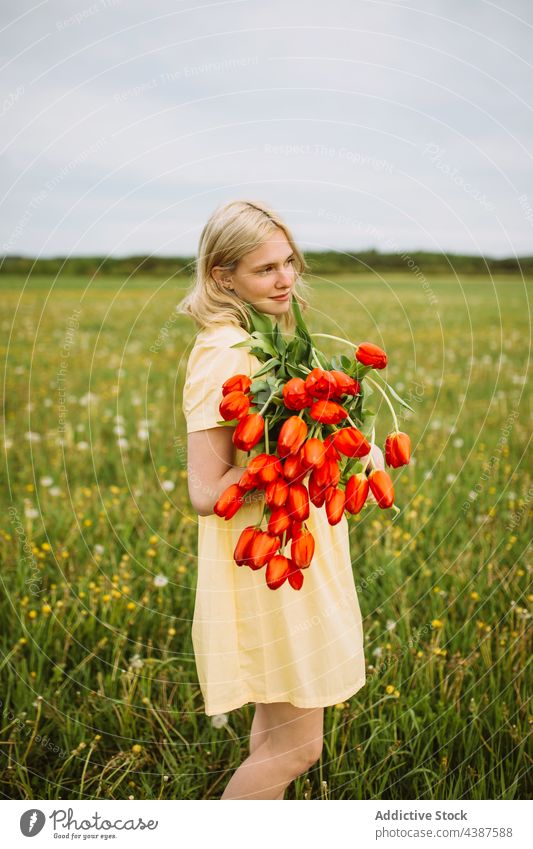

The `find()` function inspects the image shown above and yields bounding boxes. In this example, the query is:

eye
[260,265,274,274]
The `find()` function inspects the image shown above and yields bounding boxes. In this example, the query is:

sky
[2,0,533,258]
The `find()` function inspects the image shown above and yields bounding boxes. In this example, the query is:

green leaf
[250,379,269,394]
[252,357,281,377]
[244,303,274,336]
[383,381,416,413]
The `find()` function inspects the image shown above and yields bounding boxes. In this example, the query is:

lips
[271,293,291,301]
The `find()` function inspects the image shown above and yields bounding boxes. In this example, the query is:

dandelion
[24,432,42,442]
[211,713,228,729]
[153,574,168,588]
[162,480,175,492]
[28,610,38,619]
[79,392,99,406]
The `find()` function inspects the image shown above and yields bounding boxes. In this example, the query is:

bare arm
[187,425,246,517]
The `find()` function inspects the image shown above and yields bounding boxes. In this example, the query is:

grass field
[0,272,531,800]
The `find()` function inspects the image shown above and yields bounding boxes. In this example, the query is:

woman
[178,199,383,800]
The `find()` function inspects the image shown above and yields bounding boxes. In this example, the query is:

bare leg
[249,704,284,799]
[221,702,324,800]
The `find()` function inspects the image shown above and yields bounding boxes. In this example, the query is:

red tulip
[213,483,245,520]
[283,453,307,483]
[286,519,303,541]
[266,554,291,590]
[309,399,348,424]
[265,478,289,508]
[234,526,260,566]
[247,453,282,485]
[308,469,328,507]
[344,473,369,514]
[277,415,308,458]
[219,390,251,421]
[287,483,310,521]
[233,413,264,451]
[291,526,315,569]
[238,468,258,492]
[282,377,312,410]
[385,431,411,468]
[323,432,340,461]
[355,342,387,369]
[325,487,345,525]
[330,370,360,397]
[368,469,394,508]
[332,426,371,458]
[222,374,252,396]
[288,560,304,590]
[268,506,291,537]
[301,437,327,471]
[305,368,338,400]
[248,531,281,570]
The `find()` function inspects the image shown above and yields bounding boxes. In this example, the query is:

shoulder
[191,323,252,355]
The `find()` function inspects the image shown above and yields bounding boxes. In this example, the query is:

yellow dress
[182,322,366,716]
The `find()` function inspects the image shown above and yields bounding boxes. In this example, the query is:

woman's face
[212,228,297,317]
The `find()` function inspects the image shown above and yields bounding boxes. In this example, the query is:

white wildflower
[162,480,175,492]
[385,619,397,631]
[76,441,89,451]
[40,476,54,487]
[211,713,228,729]
[153,574,168,588]
[24,431,41,442]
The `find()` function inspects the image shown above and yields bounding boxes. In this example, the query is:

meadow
[0,271,530,800]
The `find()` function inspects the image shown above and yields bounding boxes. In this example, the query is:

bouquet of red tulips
[213,300,414,591]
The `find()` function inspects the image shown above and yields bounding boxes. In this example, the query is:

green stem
[311,348,323,369]
[365,375,399,431]
[310,332,357,349]
[258,389,277,417]
[264,420,270,454]
[361,426,376,475]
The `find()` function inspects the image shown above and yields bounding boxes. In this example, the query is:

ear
[211,266,234,290]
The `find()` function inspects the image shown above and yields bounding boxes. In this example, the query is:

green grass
[0,272,530,800]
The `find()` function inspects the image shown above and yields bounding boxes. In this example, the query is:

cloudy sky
[2,0,532,258]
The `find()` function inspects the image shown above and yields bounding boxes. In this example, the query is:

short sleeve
[182,326,254,433]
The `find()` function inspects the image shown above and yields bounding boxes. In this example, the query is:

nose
[276,269,293,288]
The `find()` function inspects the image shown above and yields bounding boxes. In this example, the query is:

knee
[270,734,323,775]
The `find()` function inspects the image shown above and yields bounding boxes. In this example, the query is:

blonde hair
[176,199,311,334]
